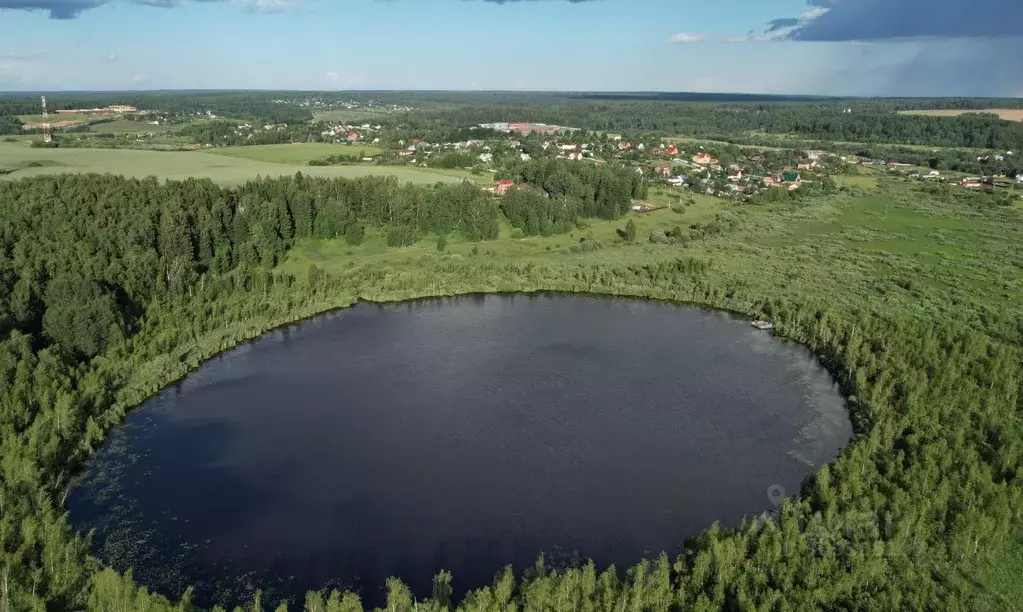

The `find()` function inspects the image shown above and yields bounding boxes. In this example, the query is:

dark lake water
[69,294,851,607]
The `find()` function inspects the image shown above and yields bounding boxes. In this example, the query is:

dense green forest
[412,104,1023,150]
[1,167,1021,611]
[0,115,23,135]
[0,92,312,124]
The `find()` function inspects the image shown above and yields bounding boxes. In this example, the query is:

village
[315,119,853,201]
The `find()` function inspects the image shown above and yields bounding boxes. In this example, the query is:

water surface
[69,294,851,606]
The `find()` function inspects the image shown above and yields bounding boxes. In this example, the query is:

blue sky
[1,0,1021,96]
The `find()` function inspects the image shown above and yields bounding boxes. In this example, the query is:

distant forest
[3,91,1023,147]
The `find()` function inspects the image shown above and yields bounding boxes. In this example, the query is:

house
[618,141,632,151]
[494,180,516,196]
[346,131,360,141]
[692,152,718,165]
[560,144,578,151]
[908,170,921,179]
[1016,173,1023,183]
[961,178,982,188]
[666,145,679,156]
[764,175,782,187]
[727,184,746,192]
[637,143,646,151]
[520,153,532,161]
[654,163,671,177]
[782,171,800,182]
[667,175,688,187]
[788,181,803,191]
[398,150,414,157]
[568,151,584,160]
[926,170,940,178]
[478,153,493,163]
[797,162,812,171]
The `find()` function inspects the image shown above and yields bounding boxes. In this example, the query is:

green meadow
[206,142,386,164]
[0,141,457,186]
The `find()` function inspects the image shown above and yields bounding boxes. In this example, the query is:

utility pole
[41,95,52,144]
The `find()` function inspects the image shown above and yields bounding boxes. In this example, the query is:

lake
[68,294,851,607]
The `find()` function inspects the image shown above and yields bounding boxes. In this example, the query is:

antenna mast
[41,95,52,143]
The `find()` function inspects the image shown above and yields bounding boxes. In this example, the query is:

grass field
[281,191,730,276]
[85,119,185,134]
[312,108,402,123]
[206,142,385,164]
[17,112,96,125]
[899,109,1023,122]
[0,142,459,186]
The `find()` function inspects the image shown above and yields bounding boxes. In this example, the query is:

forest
[412,103,1023,150]
[0,92,313,125]
[0,165,1021,611]
[6,91,1023,154]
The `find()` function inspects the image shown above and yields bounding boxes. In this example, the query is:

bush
[649,229,671,244]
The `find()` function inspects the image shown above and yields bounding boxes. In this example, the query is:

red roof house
[693,152,718,165]
[495,180,516,195]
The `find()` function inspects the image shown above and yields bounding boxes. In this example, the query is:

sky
[0,0,1021,96]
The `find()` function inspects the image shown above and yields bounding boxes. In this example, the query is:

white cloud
[669,33,706,44]
[324,71,364,87]
[231,0,297,12]
[132,72,149,82]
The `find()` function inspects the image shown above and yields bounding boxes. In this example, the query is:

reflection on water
[68,294,851,607]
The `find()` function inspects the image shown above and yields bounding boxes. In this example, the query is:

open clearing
[899,109,1023,122]
[18,112,95,125]
[312,108,401,123]
[0,142,458,186]
[206,142,385,164]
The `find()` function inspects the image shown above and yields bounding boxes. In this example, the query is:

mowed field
[18,112,94,125]
[0,142,458,186]
[899,109,1023,122]
[206,142,385,164]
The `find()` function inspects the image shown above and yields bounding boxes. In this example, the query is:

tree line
[497,159,643,236]
[0,92,312,125]
[416,103,1023,151]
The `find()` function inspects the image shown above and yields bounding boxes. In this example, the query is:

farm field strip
[205,142,386,164]
[0,142,457,186]
[898,109,1023,122]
